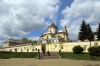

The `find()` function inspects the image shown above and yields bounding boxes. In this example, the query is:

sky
[0,0,100,46]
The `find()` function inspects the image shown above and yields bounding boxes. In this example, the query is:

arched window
[50,29,51,31]
[10,49,12,52]
[47,36,48,39]
[32,49,34,51]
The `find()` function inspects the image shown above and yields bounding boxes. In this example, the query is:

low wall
[0,44,41,52]
[0,41,100,52]
[61,41,100,52]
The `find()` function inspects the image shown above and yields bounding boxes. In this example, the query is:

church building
[39,22,68,44]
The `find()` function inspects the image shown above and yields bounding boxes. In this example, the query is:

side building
[2,38,21,47]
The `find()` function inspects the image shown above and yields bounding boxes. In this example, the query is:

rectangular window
[10,49,12,52]
[32,49,34,51]
[55,45,57,48]
[47,36,48,39]
[14,48,17,52]
[62,47,63,49]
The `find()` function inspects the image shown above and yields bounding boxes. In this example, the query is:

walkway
[0,58,100,66]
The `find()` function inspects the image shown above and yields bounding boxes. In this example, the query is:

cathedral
[39,22,68,44]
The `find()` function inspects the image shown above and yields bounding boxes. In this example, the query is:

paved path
[0,58,100,66]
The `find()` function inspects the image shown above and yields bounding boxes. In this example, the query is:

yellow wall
[45,41,100,52]
[0,44,41,52]
[2,42,9,47]
[61,41,100,52]
[0,41,100,52]
[47,43,60,52]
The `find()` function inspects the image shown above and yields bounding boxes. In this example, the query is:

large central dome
[47,22,58,29]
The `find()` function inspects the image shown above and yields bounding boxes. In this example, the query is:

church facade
[40,22,68,42]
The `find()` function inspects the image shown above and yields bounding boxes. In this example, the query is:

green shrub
[73,45,84,54]
[88,46,100,56]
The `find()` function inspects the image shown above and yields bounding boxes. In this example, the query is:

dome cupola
[47,22,58,34]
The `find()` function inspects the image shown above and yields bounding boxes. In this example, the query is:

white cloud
[58,29,62,32]
[60,0,100,41]
[28,36,39,40]
[0,0,60,45]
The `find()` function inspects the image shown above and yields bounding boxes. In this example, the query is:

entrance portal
[41,44,46,52]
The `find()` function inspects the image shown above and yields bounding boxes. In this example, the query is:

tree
[86,24,94,41]
[73,45,84,54]
[97,23,100,40]
[33,40,37,44]
[21,37,29,44]
[78,20,87,41]
[28,40,37,44]
[28,40,33,43]
[88,46,100,60]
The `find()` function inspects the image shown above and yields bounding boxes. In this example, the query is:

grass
[0,52,38,59]
[58,52,100,61]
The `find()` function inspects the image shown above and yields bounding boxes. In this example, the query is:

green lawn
[0,52,38,59]
[58,52,100,61]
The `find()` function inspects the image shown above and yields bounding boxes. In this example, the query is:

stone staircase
[36,52,61,59]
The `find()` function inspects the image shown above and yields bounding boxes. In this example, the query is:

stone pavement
[0,58,100,66]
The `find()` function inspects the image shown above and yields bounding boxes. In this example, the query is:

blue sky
[26,0,74,38]
[0,0,100,46]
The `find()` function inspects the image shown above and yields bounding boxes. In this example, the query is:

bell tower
[62,26,68,41]
[47,22,58,34]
